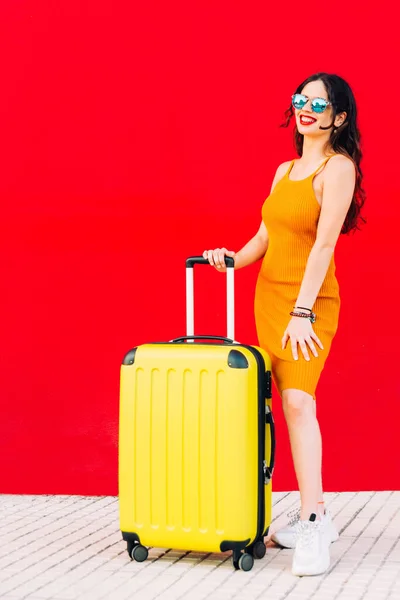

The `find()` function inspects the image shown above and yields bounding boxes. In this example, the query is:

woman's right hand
[202,248,236,271]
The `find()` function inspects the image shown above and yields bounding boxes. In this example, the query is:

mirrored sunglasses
[291,93,332,114]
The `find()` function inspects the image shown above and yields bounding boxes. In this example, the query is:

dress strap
[311,155,334,177]
[285,160,296,177]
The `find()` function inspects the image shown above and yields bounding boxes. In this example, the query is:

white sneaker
[271,508,339,549]
[292,514,330,577]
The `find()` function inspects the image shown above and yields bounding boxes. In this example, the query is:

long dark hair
[281,72,366,234]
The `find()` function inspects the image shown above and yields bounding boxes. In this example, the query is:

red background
[1,2,399,495]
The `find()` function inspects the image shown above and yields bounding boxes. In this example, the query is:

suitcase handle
[171,335,234,344]
[185,256,235,268]
[186,255,235,341]
[264,406,276,483]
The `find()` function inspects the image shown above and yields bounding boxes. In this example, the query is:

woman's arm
[234,161,292,270]
[295,155,356,309]
[203,221,268,271]
[205,161,292,271]
[282,155,356,361]
[233,220,268,270]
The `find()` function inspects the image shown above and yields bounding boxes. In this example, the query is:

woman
[203,72,365,576]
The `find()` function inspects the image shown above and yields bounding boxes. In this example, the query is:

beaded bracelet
[290,310,317,324]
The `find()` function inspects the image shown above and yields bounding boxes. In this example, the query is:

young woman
[203,72,365,576]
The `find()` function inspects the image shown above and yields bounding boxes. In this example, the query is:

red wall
[1,2,399,495]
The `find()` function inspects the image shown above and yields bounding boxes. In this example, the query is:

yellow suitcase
[119,256,275,571]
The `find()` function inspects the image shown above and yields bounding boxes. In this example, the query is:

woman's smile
[299,114,317,126]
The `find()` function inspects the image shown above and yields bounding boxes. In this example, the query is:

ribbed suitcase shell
[119,341,273,554]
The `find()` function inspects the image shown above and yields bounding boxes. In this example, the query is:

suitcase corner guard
[122,531,140,544]
[122,347,138,365]
[220,539,251,553]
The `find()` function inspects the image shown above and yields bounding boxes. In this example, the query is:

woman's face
[294,80,341,137]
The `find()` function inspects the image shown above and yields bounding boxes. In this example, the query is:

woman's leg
[282,388,331,575]
[313,400,325,516]
[282,388,322,521]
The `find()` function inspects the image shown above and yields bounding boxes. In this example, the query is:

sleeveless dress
[254,157,340,399]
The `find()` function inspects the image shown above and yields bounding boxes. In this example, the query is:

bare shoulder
[270,159,293,192]
[321,154,356,210]
[325,154,356,177]
[275,160,293,177]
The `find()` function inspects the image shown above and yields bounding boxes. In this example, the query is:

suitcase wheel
[238,552,254,571]
[232,551,254,571]
[252,541,266,560]
[129,543,149,562]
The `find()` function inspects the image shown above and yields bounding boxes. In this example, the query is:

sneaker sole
[292,553,330,577]
[271,533,296,549]
[330,529,339,542]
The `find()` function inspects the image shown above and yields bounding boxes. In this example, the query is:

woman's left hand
[282,317,324,361]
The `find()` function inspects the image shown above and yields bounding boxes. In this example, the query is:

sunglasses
[291,93,332,114]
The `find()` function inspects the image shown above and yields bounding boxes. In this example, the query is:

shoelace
[295,519,322,549]
[287,508,301,527]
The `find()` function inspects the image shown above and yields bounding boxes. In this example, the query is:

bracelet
[294,306,312,312]
[290,310,316,324]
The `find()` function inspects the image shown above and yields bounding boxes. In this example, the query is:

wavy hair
[281,72,366,233]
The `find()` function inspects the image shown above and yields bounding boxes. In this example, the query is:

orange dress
[254,157,340,399]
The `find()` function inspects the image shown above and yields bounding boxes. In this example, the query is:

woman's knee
[282,389,314,422]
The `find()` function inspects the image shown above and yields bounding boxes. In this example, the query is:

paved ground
[0,492,399,599]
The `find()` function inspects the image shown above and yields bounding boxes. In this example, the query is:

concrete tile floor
[0,492,399,599]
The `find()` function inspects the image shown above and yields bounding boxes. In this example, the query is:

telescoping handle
[185,256,235,341]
